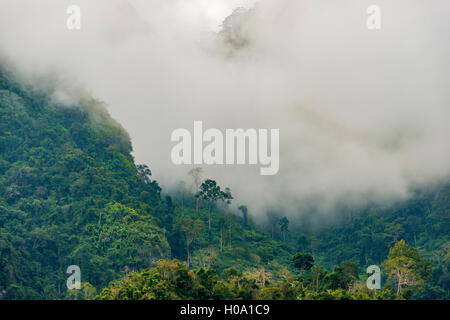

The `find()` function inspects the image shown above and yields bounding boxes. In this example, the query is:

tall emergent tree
[188,167,203,212]
[267,212,280,239]
[279,217,289,241]
[238,205,248,226]
[176,218,204,268]
[196,179,233,231]
[382,240,433,296]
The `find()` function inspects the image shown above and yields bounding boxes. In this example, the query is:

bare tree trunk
[220,228,223,252]
[262,267,266,287]
[396,280,401,296]
[186,243,190,269]
[316,274,319,290]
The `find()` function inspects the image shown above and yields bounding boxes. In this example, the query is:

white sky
[130,0,257,31]
[0,0,449,221]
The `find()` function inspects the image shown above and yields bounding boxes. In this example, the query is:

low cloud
[1,0,449,221]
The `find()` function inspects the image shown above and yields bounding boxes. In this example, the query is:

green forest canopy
[0,64,448,300]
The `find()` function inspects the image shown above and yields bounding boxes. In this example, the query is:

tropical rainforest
[0,64,448,300]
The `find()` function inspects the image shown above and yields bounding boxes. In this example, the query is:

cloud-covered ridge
[0,0,449,220]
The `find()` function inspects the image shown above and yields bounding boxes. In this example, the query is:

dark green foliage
[294,186,450,298]
[96,259,261,300]
[293,253,314,274]
[238,205,248,226]
[0,66,169,299]
[279,217,289,241]
[0,64,448,300]
[196,179,233,211]
[329,261,359,290]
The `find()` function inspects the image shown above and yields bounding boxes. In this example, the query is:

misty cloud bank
[0,0,449,221]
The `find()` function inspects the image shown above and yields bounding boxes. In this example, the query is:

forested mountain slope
[98,186,450,300]
[0,65,171,298]
[0,65,295,299]
[0,64,448,300]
